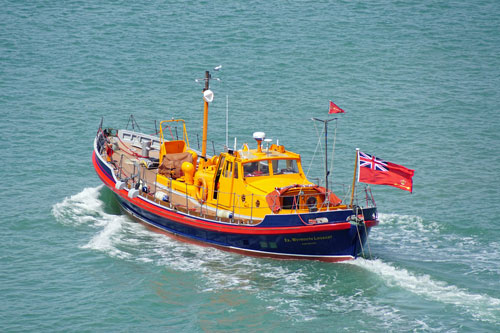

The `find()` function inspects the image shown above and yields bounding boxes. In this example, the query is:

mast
[311,117,337,193]
[196,68,219,158]
[349,148,359,207]
[201,70,210,157]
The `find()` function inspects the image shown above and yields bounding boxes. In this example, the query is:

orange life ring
[195,176,208,202]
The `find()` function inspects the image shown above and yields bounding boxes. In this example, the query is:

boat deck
[103,132,260,225]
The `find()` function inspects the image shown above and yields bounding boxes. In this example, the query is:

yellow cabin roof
[236,145,300,162]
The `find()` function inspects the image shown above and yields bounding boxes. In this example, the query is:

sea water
[1,1,499,331]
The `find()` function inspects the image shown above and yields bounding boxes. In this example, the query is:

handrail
[102,132,376,226]
[159,119,190,147]
[124,164,375,215]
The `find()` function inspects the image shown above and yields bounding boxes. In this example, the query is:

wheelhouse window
[272,159,299,175]
[234,162,239,179]
[223,161,233,178]
[243,161,270,177]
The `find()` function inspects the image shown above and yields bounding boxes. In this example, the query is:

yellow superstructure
[151,71,343,220]
[155,119,343,220]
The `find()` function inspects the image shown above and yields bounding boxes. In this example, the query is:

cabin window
[217,155,226,175]
[213,155,225,199]
[224,161,233,178]
[272,159,299,175]
[243,161,269,177]
[234,162,239,179]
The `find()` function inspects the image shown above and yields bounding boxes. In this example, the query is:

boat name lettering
[284,235,332,243]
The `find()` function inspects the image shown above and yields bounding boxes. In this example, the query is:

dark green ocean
[2,1,499,331]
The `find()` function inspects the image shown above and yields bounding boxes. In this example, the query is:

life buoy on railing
[195,176,208,203]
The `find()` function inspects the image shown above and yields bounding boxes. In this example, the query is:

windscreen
[271,159,299,175]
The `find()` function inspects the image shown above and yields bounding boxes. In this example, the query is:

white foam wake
[55,188,500,327]
[374,213,500,276]
[351,258,500,323]
[52,189,408,326]
[52,186,132,258]
[52,186,106,226]
[79,214,132,259]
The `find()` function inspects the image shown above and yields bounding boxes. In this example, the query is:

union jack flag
[358,151,388,172]
[357,150,415,192]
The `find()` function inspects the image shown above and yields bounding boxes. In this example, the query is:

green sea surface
[1,1,499,331]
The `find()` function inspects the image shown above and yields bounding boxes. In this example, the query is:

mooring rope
[360,206,373,259]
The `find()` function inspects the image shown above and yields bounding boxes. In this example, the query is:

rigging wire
[306,118,339,188]
[305,121,324,183]
[329,118,338,186]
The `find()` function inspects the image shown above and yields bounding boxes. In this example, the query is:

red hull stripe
[364,219,379,227]
[93,151,375,236]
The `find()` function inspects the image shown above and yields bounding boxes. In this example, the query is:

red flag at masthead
[329,100,345,114]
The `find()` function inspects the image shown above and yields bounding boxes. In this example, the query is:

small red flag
[357,151,414,192]
[329,100,345,114]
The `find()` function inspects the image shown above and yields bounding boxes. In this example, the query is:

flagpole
[350,148,359,207]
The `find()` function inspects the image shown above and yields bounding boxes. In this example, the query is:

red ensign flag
[329,100,345,114]
[357,151,414,192]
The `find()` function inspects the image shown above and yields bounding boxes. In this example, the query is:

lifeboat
[92,70,378,262]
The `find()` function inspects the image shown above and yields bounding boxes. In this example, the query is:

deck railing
[97,130,376,225]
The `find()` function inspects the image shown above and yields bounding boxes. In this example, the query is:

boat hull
[93,144,377,262]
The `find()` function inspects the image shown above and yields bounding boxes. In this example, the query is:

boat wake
[51,186,247,267]
[52,186,108,227]
[52,186,134,259]
[51,188,499,327]
[361,213,500,324]
[51,187,411,326]
[350,258,500,324]
[374,213,500,276]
